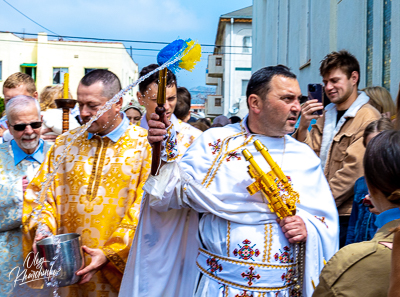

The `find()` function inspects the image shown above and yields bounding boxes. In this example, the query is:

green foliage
[0,97,4,115]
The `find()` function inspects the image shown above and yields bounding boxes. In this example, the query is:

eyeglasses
[10,121,42,131]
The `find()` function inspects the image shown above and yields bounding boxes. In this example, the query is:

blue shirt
[11,139,45,166]
[345,177,377,245]
[375,207,400,229]
[88,112,129,142]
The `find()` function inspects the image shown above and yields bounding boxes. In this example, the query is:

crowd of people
[0,49,399,297]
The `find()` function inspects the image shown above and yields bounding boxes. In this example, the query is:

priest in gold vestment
[22,70,151,297]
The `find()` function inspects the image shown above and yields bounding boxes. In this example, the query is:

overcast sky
[0,0,252,89]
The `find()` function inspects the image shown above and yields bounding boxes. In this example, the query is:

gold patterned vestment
[174,117,202,160]
[22,123,151,297]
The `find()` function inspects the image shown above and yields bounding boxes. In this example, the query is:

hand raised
[299,100,323,128]
[147,113,171,144]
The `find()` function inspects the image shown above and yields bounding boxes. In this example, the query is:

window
[84,68,97,75]
[0,61,2,80]
[216,57,222,66]
[241,80,249,96]
[84,68,108,76]
[53,68,69,84]
[243,36,252,53]
[215,98,221,107]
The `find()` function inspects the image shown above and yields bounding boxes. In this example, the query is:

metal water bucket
[36,233,85,287]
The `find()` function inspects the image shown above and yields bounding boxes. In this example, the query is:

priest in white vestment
[120,66,339,297]
[137,64,202,159]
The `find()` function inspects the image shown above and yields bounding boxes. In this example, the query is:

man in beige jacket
[293,50,380,247]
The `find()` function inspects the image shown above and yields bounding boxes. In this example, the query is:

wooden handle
[150,68,168,176]
[62,108,69,133]
[151,105,166,175]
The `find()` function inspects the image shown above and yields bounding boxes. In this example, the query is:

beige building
[0,32,138,104]
[205,6,252,119]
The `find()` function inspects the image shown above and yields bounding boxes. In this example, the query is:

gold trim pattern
[262,224,273,263]
[227,221,231,257]
[201,133,241,186]
[203,134,254,188]
[199,248,295,269]
[225,285,229,297]
[86,137,109,202]
[118,223,137,230]
[92,138,109,200]
[262,224,268,262]
[101,246,125,273]
[196,261,290,292]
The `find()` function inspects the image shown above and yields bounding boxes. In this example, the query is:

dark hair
[197,117,211,127]
[364,130,400,204]
[320,50,360,86]
[80,69,121,99]
[138,64,177,94]
[190,120,209,132]
[174,87,191,120]
[246,65,296,108]
[363,118,393,147]
[229,116,241,124]
[177,87,191,106]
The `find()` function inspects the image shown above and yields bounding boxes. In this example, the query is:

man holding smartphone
[293,50,380,247]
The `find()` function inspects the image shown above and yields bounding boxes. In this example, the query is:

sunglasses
[10,121,42,131]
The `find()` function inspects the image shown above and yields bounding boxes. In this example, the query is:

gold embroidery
[201,132,243,186]
[204,135,254,188]
[118,223,137,230]
[262,224,268,262]
[227,221,231,257]
[262,224,273,263]
[196,261,290,292]
[86,137,107,202]
[201,132,246,187]
[102,246,125,273]
[91,138,109,200]
[267,224,273,263]
[225,285,229,297]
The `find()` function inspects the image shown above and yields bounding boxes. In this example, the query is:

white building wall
[222,22,251,118]
[0,32,138,106]
[252,0,399,98]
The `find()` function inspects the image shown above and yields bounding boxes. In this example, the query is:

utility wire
[6,31,249,49]
[0,38,252,55]
[2,1,62,38]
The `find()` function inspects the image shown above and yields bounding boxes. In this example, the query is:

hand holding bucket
[36,233,85,287]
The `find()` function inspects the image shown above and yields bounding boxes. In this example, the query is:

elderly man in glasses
[0,95,52,295]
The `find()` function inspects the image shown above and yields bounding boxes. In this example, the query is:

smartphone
[361,197,374,208]
[308,83,324,115]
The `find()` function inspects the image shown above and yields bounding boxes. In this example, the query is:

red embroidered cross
[241,266,261,286]
[209,139,222,154]
[226,151,241,161]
